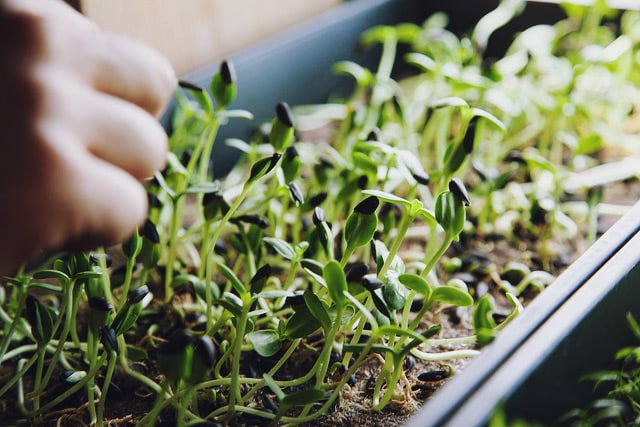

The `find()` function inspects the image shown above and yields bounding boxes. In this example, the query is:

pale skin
[0,0,176,275]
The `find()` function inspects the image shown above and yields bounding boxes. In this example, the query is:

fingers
[64,154,149,249]
[7,0,177,116]
[77,90,169,180]
[89,31,176,116]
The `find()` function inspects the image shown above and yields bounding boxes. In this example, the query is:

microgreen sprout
[1,1,639,425]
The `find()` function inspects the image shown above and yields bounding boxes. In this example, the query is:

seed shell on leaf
[449,178,471,206]
[276,102,295,127]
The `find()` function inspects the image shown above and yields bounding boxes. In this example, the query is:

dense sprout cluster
[2,1,640,425]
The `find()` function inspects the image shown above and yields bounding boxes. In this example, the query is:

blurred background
[65,0,342,76]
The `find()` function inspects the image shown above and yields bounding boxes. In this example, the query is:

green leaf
[215,296,243,318]
[372,240,405,274]
[323,260,347,307]
[430,286,473,307]
[383,274,406,311]
[32,269,70,284]
[362,189,411,208]
[263,373,285,401]
[304,289,331,331]
[443,141,468,176]
[122,231,142,259]
[263,237,296,261]
[371,289,392,319]
[428,96,469,109]
[576,133,604,155]
[179,81,213,116]
[395,22,420,43]
[333,60,373,86]
[627,313,640,340]
[217,263,247,295]
[360,25,396,47]
[111,301,142,336]
[405,52,436,72]
[434,191,466,238]
[74,270,104,281]
[344,211,378,251]
[246,330,282,357]
[281,387,326,406]
[401,324,442,356]
[398,273,432,298]
[187,336,216,385]
[248,153,281,183]
[25,295,55,346]
[126,345,148,361]
[470,107,506,132]
[473,294,497,347]
[285,306,321,338]
[216,109,254,121]
[182,182,221,196]
[210,61,237,108]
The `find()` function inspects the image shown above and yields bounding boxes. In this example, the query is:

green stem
[0,353,37,398]
[118,255,136,311]
[0,286,27,365]
[165,197,184,302]
[165,120,218,303]
[378,212,414,279]
[314,304,344,387]
[363,34,398,132]
[421,233,453,279]
[373,355,403,410]
[37,281,74,393]
[204,184,250,334]
[146,382,171,427]
[242,338,302,403]
[86,330,98,425]
[32,352,108,416]
[69,283,84,350]
[97,351,117,427]
[198,118,220,183]
[29,346,46,412]
[225,292,252,423]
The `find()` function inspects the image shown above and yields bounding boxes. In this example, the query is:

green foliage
[2,2,639,425]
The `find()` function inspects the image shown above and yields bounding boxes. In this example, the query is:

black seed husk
[345,262,369,283]
[357,175,369,189]
[362,274,384,291]
[313,207,326,226]
[367,127,381,141]
[178,80,204,92]
[285,145,298,160]
[354,196,379,215]
[89,297,112,312]
[160,329,193,354]
[449,178,471,206]
[220,60,236,84]
[412,170,430,185]
[462,117,478,154]
[309,192,328,207]
[285,292,305,306]
[288,182,304,205]
[251,264,272,285]
[418,369,450,382]
[127,285,149,304]
[276,102,294,127]
[143,219,160,243]
[235,214,269,229]
[100,326,118,353]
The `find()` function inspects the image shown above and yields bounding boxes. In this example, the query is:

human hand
[0,0,176,275]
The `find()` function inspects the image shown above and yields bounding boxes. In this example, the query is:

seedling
[1,1,639,425]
